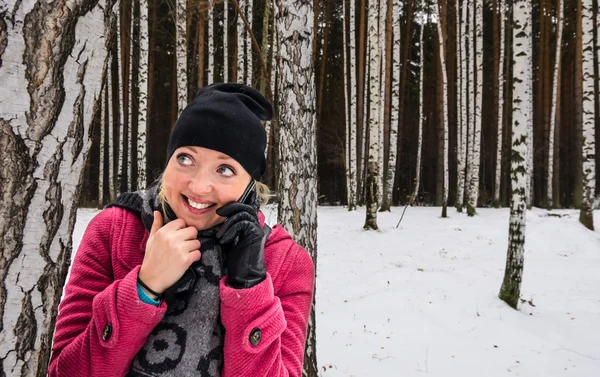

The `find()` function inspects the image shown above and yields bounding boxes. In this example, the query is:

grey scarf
[109,182,224,376]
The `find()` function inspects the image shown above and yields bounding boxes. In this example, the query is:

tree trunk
[237,0,246,82]
[356,0,367,206]
[111,31,121,200]
[465,0,475,213]
[0,0,115,374]
[377,0,386,205]
[317,0,333,126]
[412,21,425,204]
[198,10,206,88]
[347,0,358,211]
[457,0,468,211]
[364,0,381,229]
[499,0,531,310]
[224,0,229,82]
[246,0,253,85]
[379,0,394,211]
[260,0,271,95]
[548,0,563,209]
[437,0,449,218]
[580,0,596,229]
[176,0,187,113]
[137,0,149,189]
[382,0,400,210]
[275,1,318,376]
[208,0,214,85]
[494,0,505,207]
[468,0,482,216]
[574,0,584,208]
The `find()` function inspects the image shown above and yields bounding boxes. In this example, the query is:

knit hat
[167,83,273,179]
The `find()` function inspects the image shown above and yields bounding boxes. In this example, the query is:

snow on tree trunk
[237,0,246,83]
[176,0,187,114]
[548,0,562,209]
[137,0,148,189]
[383,0,400,209]
[580,0,596,230]
[224,0,229,82]
[246,0,253,85]
[494,0,505,206]
[275,1,318,375]
[468,0,483,216]
[436,1,449,218]
[499,0,531,310]
[413,21,425,204]
[364,0,381,230]
[457,0,468,211]
[0,0,116,374]
[208,0,214,85]
[347,0,357,211]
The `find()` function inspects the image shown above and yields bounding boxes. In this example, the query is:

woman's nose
[189,171,214,194]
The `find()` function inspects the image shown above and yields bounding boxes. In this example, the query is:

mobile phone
[237,180,256,205]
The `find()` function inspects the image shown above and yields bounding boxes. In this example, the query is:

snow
[72,206,600,376]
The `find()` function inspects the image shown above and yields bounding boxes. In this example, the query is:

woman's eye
[177,154,193,166]
[217,165,235,177]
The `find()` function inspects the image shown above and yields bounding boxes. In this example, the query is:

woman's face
[162,146,252,230]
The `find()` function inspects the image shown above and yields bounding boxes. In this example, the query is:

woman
[49,83,315,377]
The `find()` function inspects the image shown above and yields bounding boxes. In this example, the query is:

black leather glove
[215,201,268,289]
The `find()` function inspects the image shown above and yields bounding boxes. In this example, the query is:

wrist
[137,271,163,299]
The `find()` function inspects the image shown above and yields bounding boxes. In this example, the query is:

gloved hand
[216,201,268,289]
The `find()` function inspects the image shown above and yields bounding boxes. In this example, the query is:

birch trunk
[412,21,425,204]
[137,0,148,189]
[494,0,505,206]
[499,0,531,310]
[548,0,563,209]
[224,0,229,82]
[436,1,449,218]
[377,0,386,206]
[208,0,214,85]
[108,48,115,199]
[99,87,105,207]
[468,0,483,216]
[275,1,318,375]
[347,0,357,211]
[0,0,115,374]
[466,0,475,213]
[383,0,400,209]
[176,0,187,113]
[457,0,468,211]
[126,0,133,192]
[246,0,253,85]
[237,0,246,82]
[580,0,596,229]
[364,0,381,230]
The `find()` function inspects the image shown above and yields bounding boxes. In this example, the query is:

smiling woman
[48,83,315,377]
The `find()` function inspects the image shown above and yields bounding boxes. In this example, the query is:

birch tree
[436,0,449,218]
[377,0,386,205]
[246,0,253,85]
[137,0,148,189]
[457,0,468,211]
[237,0,246,82]
[412,20,425,204]
[344,0,357,211]
[99,88,106,207]
[548,0,563,209]
[224,0,229,82]
[208,0,214,85]
[468,0,483,216]
[465,0,476,213]
[275,1,318,375]
[580,0,596,230]
[364,0,381,230]
[499,0,532,310]
[494,0,505,206]
[176,0,187,113]
[0,0,116,374]
[382,0,400,210]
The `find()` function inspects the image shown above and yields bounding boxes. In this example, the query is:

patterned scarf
[109,181,225,376]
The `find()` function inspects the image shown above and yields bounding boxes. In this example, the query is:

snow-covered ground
[72,206,600,377]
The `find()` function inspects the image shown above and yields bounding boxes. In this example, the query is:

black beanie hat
[167,83,273,180]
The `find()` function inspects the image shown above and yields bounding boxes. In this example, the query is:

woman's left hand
[216,202,267,289]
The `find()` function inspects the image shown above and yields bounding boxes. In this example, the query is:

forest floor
[73,206,600,377]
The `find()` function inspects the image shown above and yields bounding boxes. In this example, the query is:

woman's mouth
[182,195,216,213]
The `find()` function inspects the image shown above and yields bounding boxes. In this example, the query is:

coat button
[249,328,262,346]
[102,324,112,341]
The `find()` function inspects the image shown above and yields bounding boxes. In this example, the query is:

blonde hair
[157,175,272,217]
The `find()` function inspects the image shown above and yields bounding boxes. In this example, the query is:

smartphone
[237,180,256,205]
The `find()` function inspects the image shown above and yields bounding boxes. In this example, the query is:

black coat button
[102,324,112,341]
[249,328,262,346]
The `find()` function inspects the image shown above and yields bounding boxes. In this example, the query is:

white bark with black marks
[385,0,400,209]
[208,0,214,85]
[246,0,253,85]
[413,20,424,203]
[176,0,187,113]
[224,0,229,82]
[468,0,482,215]
[137,0,148,189]
[548,0,562,208]
[457,0,468,210]
[275,1,318,375]
[0,0,116,374]
[494,0,505,205]
[436,1,449,217]
[499,0,531,310]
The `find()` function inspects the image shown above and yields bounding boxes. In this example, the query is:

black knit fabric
[167,83,273,180]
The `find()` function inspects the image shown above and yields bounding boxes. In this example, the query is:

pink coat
[49,206,314,377]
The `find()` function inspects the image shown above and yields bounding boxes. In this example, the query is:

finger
[186,250,202,265]
[150,211,163,236]
[216,212,257,239]
[161,217,188,232]
[215,202,256,218]
[219,221,255,246]
[175,226,199,241]
[179,239,201,253]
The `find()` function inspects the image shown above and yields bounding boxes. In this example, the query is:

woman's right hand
[138,211,202,298]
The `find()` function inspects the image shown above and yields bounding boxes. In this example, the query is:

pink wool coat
[49,206,314,377]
